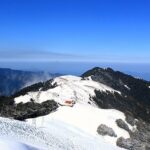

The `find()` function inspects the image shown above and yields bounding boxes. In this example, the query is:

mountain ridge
[0,67,150,150]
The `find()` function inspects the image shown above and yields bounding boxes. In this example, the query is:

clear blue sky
[0,0,150,63]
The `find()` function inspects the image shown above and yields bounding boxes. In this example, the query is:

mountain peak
[82,67,115,77]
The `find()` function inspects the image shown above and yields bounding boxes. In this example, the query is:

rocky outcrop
[116,119,150,150]
[117,137,146,150]
[97,124,117,137]
[125,114,137,126]
[116,119,130,132]
[130,121,150,145]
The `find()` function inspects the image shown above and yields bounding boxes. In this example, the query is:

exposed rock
[146,145,150,150]
[116,120,150,150]
[97,124,117,137]
[125,113,137,126]
[130,121,150,144]
[117,137,145,150]
[116,119,130,132]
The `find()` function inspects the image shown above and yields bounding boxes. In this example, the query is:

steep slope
[82,67,150,123]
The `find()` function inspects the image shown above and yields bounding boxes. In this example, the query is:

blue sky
[0,0,150,63]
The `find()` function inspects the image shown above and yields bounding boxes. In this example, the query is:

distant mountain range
[0,68,61,96]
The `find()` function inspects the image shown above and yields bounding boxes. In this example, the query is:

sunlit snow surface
[27,103,131,146]
[0,139,31,150]
[15,75,120,105]
[8,75,131,149]
[0,117,121,150]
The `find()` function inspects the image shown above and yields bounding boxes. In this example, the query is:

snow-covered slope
[0,139,30,150]
[11,75,136,149]
[15,75,120,105]
[0,117,121,150]
[27,103,133,146]
[1,68,150,149]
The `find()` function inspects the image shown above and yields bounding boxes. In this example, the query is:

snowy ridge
[15,75,120,105]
